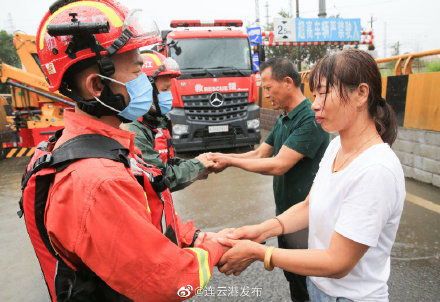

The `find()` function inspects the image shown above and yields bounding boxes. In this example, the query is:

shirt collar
[62,109,136,154]
[283,98,309,121]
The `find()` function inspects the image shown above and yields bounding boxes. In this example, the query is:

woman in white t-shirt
[216,49,405,302]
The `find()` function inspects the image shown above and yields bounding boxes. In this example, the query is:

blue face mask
[95,73,153,121]
[157,90,173,115]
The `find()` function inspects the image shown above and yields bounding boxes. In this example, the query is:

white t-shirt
[309,136,405,302]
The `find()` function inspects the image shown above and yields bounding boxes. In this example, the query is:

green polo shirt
[265,98,329,215]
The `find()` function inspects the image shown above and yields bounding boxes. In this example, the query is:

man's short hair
[62,57,98,92]
[260,57,301,87]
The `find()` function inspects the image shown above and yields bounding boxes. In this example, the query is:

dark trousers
[278,228,310,302]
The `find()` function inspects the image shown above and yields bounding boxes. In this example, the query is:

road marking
[406,193,440,215]
[6,148,17,158]
[16,148,27,157]
[26,147,35,157]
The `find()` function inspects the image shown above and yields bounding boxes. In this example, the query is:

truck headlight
[247,119,260,129]
[173,124,188,136]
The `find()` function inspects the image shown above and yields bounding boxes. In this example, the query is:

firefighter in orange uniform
[19,1,227,301]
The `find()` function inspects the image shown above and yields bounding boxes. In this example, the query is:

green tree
[0,30,22,93]
[263,10,342,71]
[426,60,440,73]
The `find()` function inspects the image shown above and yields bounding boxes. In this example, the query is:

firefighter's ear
[85,74,104,98]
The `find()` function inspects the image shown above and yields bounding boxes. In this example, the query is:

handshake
[196,152,231,174]
[194,223,270,276]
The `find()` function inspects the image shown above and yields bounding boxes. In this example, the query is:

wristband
[274,217,285,235]
[190,230,201,247]
[264,246,275,271]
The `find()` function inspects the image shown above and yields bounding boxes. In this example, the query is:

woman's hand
[226,221,277,243]
[216,238,265,276]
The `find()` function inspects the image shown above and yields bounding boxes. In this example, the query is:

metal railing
[298,49,440,80]
[375,49,440,75]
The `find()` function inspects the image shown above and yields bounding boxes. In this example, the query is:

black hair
[309,49,398,146]
[62,57,98,92]
[260,57,301,87]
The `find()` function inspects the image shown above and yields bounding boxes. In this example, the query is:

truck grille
[182,92,249,122]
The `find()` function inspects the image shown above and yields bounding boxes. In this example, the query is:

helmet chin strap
[59,81,131,123]
[149,76,163,116]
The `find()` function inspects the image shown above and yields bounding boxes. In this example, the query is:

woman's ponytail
[369,97,398,146]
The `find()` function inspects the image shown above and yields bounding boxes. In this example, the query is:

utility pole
[255,0,260,26]
[289,0,293,17]
[369,16,376,30]
[6,13,15,34]
[318,0,327,18]
[265,2,269,29]
[296,0,301,71]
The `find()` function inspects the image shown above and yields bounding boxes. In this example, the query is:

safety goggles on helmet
[141,51,181,79]
[122,9,160,45]
[152,57,180,79]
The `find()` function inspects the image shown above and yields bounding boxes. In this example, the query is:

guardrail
[375,49,440,75]
[298,49,440,80]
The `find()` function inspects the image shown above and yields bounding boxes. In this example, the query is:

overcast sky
[1,0,438,58]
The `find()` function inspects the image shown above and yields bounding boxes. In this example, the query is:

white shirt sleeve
[334,164,397,247]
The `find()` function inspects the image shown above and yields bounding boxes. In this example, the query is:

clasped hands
[194,224,268,276]
[195,152,232,175]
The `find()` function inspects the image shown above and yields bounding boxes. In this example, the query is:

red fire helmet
[142,51,181,79]
[36,0,162,91]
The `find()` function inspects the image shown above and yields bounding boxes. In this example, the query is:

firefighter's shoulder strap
[21,133,130,193]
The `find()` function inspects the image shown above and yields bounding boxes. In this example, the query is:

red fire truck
[159,20,261,152]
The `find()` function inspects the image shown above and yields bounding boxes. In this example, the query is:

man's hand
[216,238,263,276]
[206,153,231,173]
[194,229,236,246]
[196,153,215,169]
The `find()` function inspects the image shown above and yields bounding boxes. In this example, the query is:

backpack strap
[18,133,130,218]
[21,134,130,190]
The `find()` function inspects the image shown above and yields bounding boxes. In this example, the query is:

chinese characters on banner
[274,18,361,43]
[296,18,361,42]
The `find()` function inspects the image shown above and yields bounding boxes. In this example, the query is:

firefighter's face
[107,49,144,105]
[261,67,290,110]
[81,49,145,106]
[155,75,173,92]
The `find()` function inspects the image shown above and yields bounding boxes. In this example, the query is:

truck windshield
[169,38,251,71]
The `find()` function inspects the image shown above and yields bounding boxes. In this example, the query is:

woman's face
[311,79,357,133]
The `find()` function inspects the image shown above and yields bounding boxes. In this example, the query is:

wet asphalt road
[0,130,439,301]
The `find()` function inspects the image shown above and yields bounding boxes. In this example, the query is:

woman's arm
[218,231,368,278]
[227,193,310,242]
[269,231,368,278]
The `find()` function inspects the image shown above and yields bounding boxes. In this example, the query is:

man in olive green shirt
[209,57,329,301]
